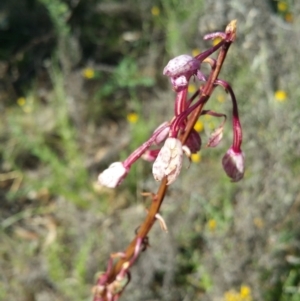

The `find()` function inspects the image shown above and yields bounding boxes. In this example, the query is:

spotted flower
[152,138,183,185]
[98,162,129,188]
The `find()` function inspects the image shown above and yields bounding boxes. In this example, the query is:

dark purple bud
[222,147,245,182]
[185,129,201,153]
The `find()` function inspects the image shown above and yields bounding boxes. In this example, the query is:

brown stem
[94,20,237,301]
[107,177,168,282]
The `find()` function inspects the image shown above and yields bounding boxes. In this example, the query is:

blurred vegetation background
[0,0,300,300]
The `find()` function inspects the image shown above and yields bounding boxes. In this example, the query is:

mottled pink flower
[163,54,200,78]
[163,54,201,91]
[222,147,244,182]
[171,75,189,91]
[152,138,183,185]
[98,162,129,188]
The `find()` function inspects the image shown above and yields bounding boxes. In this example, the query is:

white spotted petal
[152,138,183,185]
[163,55,200,91]
[171,75,189,91]
[163,54,200,78]
[98,162,128,188]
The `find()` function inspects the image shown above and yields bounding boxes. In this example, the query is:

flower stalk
[93,20,242,301]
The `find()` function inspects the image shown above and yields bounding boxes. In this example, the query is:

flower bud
[163,55,200,91]
[98,162,129,188]
[222,148,244,182]
[171,75,189,92]
[152,122,170,145]
[163,54,200,78]
[152,138,183,185]
[185,129,201,153]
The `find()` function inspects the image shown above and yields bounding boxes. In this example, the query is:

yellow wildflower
[253,217,264,229]
[277,1,288,12]
[240,285,252,299]
[83,68,95,79]
[17,97,26,106]
[223,285,252,301]
[212,37,222,46]
[127,112,139,124]
[208,121,216,130]
[224,290,240,301]
[188,84,197,94]
[285,13,293,23]
[194,120,204,132]
[192,48,201,57]
[151,6,160,16]
[204,114,212,120]
[217,93,225,103]
[274,90,287,102]
[207,219,217,231]
[23,106,32,113]
[191,153,201,163]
